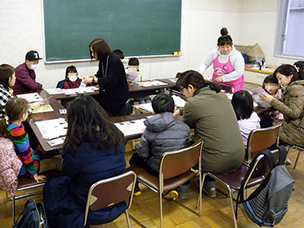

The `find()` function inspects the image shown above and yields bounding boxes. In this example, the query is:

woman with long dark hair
[44,95,127,228]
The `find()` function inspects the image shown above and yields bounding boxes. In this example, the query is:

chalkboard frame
[43,0,182,63]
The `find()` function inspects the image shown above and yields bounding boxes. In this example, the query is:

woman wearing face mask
[198,27,245,93]
[57,65,82,89]
[13,50,43,95]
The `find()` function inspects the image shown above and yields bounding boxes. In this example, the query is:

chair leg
[159,192,164,228]
[125,210,131,228]
[198,173,202,215]
[196,172,206,212]
[12,196,16,225]
[293,149,302,169]
[227,187,238,228]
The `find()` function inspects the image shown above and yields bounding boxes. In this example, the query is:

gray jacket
[137,112,191,172]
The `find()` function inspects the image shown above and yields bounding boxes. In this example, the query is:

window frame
[275,0,304,59]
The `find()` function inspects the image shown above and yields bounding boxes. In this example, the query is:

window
[275,0,304,59]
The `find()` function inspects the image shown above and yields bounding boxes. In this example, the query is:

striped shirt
[0,84,13,119]
[4,123,38,176]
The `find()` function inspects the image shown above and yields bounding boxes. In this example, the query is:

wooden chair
[245,123,281,163]
[202,147,283,228]
[286,145,304,169]
[84,171,137,228]
[6,170,62,223]
[127,139,203,228]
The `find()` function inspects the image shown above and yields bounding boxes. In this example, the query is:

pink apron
[213,56,244,93]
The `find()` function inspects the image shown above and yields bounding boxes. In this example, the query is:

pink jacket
[0,137,22,195]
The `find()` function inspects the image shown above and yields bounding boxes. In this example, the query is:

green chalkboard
[43,0,181,62]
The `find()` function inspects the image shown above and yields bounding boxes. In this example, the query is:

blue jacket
[44,140,126,227]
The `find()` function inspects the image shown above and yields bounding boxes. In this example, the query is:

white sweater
[199,47,245,82]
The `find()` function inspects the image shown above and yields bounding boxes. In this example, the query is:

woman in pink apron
[199,27,245,93]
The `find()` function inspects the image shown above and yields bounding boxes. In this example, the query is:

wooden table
[45,79,176,100]
[27,80,177,151]
[27,90,67,152]
[29,90,152,151]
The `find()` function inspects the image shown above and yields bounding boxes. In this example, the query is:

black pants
[129,153,159,177]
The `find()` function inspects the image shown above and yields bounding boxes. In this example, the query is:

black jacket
[95,54,129,116]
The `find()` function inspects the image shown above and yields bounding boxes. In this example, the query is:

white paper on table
[138,103,153,113]
[250,87,272,108]
[136,80,168,87]
[115,119,146,137]
[172,95,186,107]
[17,93,43,103]
[45,88,64,95]
[62,88,79,95]
[78,87,96,93]
[225,93,233,100]
[35,118,68,139]
[62,87,97,95]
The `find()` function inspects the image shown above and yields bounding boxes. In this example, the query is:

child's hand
[260,92,274,103]
[30,102,41,110]
[33,173,46,183]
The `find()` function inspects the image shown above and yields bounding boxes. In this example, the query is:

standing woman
[175,70,244,198]
[0,64,16,119]
[82,38,129,116]
[44,95,127,228]
[199,28,245,93]
[260,64,304,147]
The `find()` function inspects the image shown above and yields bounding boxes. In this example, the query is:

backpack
[14,199,48,228]
[239,146,295,227]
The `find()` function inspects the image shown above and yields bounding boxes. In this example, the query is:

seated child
[0,97,62,183]
[231,90,260,147]
[112,49,125,62]
[57,65,83,89]
[126,57,150,103]
[260,75,283,127]
[129,93,191,199]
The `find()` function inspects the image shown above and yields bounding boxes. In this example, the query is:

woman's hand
[173,109,180,117]
[214,77,223,83]
[260,92,274,103]
[33,173,46,183]
[82,75,94,84]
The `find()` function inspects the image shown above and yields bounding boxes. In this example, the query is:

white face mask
[30,64,38,70]
[69,76,78,82]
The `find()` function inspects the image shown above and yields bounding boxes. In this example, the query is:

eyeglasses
[179,87,184,93]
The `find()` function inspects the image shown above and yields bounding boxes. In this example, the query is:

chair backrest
[84,171,136,218]
[243,147,281,189]
[246,123,281,163]
[159,139,203,179]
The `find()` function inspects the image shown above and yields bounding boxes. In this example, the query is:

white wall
[0,0,296,89]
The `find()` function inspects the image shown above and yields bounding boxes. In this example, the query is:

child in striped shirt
[0,97,46,182]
